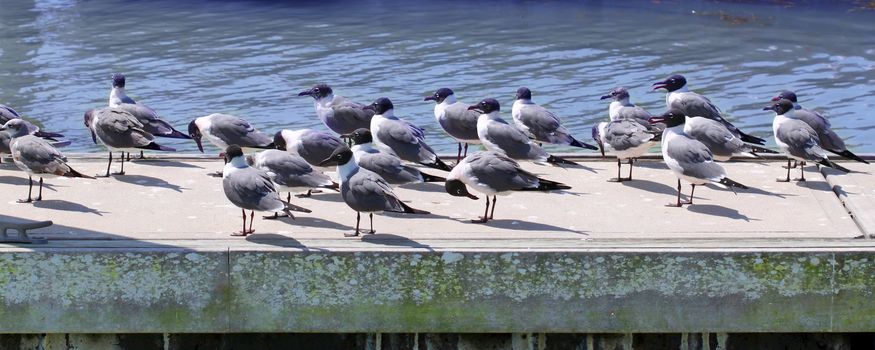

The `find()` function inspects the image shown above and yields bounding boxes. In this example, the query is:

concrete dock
[0,154,873,349]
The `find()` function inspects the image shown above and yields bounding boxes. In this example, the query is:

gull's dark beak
[90,130,97,144]
[600,94,612,100]
[762,105,773,111]
[424,96,436,101]
[467,106,483,113]
[652,80,667,91]
[297,89,313,97]
[193,135,204,153]
[648,116,667,124]
[318,156,335,167]
[362,105,375,111]
[770,95,781,102]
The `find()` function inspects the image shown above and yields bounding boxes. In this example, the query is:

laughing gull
[246,149,338,201]
[273,128,345,167]
[649,109,749,207]
[765,99,850,182]
[653,74,766,145]
[108,73,190,159]
[364,97,452,171]
[684,115,778,161]
[318,145,429,237]
[592,119,656,182]
[84,107,176,177]
[222,145,311,236]
[188,113,274,153]
[772,90,868,164]
[350,128,445,185]
[1,119,69,164]
[469,98,577,166]
[298,84,375,136]
[600,87,662,133]
[424,88,481,163]
[445,151,570,223]
[1,119,93,203]
[511,87,598,150]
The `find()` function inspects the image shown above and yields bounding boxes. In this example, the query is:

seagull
[424,88,481,163]
[648,109,749,207]
[683,115,778,161]
[469,98,577,166]
[318,145,429,237]
[511,87,598,150]
[653,74,766,145]
[188,113,274,153]
[1,119,69,164]
[350,128,445,185]
[84,107,176,177]
[772,90,868,165]
[273,128,345,167]
[600,87,662,133]
[764,99,850,182]
[0,103,19,124]
[222,145,312,236]
[108,73,191,159]
[445,151,571,223]
[364,97,452,171]
[592,119,656,182]
[1,119,93,203]
[0,103,66,139]
[246,149,338,202]
[298,84,374,137]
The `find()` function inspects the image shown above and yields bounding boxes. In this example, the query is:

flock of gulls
[0,73,869,236]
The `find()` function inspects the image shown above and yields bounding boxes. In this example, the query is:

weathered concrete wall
[2,249,875,333]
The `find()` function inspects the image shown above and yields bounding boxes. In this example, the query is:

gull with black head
[365,97,452,171]
[319,145,430,237]
[648,109,749,207]
[298,84,374,137]
[445,151,570,223]
[469,98,577,166]
[425,88,481,163]
[512,87,598,150]
[350,128,445,186]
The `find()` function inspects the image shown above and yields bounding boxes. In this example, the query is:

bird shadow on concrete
[283,216,355,231]
[400,182,446,193]
[687,204,756,222]
[130,160,205,169]
[113,174,186,193]
[244,233,328,251]
[361,233,434,251]
[299,192,343,202]
[460,218,589,235]
[0,176,60,191]
[32,199,107,216]
[794,179,833,192]
[621,179,678,196]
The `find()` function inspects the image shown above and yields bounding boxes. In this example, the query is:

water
[1,0,874,154]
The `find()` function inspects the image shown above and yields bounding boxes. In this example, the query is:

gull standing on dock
[653,74,766,145]
[765,99,850,182]
[246,149,338,201]
[319,145,429,237]
[84,107,176,177]
[108,73,191,158]
[1,119,93,203]
[424,88,481,163]
[298,84,374,137]
[445,151,570,223]
[648,109,749,207]
[188,114,274,176]
[511,87,598,150]
[469,98,577,166]
[222,145,311,236]
[273,128,345,167]
[771,90,869,165]
[350,128,445,186]
[365,97,452,171]
[594,87,660,181]
[1,119,68,164]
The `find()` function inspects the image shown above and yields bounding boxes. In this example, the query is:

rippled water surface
[1,0,874,153]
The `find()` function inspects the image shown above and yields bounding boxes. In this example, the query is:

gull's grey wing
[517,104,576,144]
[342,167,405,213]
[796,108,845,151]
[671,93,746,137]
[375,119,437,163]
[466,151,539,192]
[440,103,480,141]
[484,119,548,160]
[776,119,828,161]
[329,96,375,134]
[223,167,285,212]
[604,119,654,151]
[114,102,176,136]
[665,137,725,181]
[298,131,344,165]
[686,118,746,158]
[210,114,273,148]
[356,149,422,184]
[0,133,11,154]
[94,108,155,148]
[10,135,72,175]
[0,104,21,124]
[253,150,333,188]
